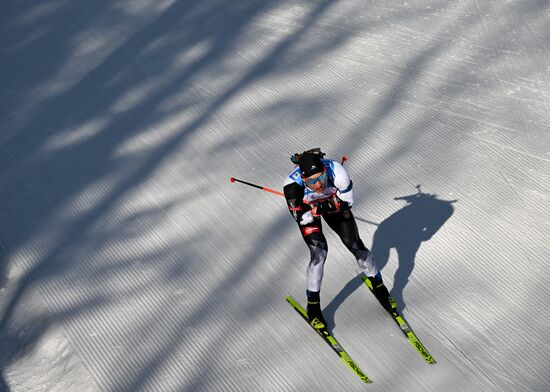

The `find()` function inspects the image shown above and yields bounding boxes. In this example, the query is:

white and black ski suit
[283,159,378,292]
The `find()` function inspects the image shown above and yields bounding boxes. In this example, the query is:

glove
[314,198,338,215]
[299,210,314,225]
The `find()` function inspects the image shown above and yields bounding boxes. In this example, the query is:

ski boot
[367,272,396,312]
[306,290,327,330]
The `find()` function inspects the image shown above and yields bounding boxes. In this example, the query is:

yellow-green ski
[361,276,436,364]
[285,296,372,384]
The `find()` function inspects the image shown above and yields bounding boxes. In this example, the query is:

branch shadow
[0,0,286,389]
[0,0,366,390]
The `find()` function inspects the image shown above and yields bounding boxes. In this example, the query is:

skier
[283,148,392,330]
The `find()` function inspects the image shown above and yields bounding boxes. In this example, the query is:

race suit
[283,159,378,292]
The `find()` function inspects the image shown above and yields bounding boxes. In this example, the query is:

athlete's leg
[298,221,328,292]
[324,212,394,311]
[298,221,329,328]
[323,211,378,277]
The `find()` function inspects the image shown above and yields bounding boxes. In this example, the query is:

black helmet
[291,148,325,178]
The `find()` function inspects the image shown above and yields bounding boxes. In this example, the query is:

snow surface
[1,0,550,391]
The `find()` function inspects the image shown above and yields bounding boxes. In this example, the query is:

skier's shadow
[324,186,456,329]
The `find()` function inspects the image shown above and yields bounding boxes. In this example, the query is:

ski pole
[229,177,284,197]
[230,156,348,198]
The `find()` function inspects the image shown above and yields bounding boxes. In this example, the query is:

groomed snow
[1,0,549,391]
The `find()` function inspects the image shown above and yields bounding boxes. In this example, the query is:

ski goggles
[304,171,327,186]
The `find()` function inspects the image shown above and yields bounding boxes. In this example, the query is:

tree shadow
[0,375,8,392]
[2,0,546,389]
[372,185,457,311]
[0,0,365,390]
[0,241,8,392]
[0,243,6,291]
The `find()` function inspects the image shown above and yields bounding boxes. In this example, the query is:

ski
[285,296,372,384]
[361,276,436,364]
